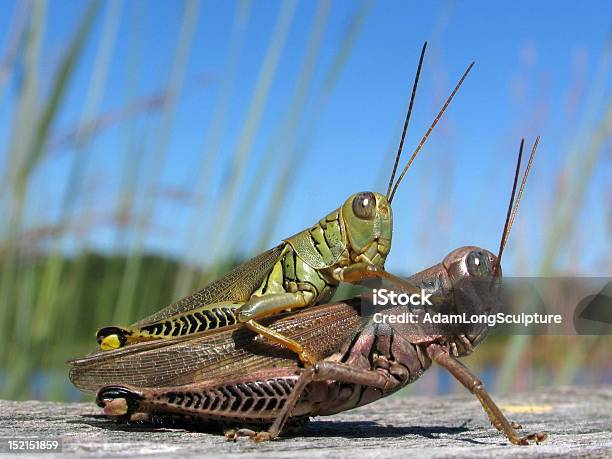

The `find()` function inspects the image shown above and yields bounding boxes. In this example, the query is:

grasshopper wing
[133,244,285,327]
[69,300,365,393]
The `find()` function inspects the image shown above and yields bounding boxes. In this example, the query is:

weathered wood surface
[0,386,610,458]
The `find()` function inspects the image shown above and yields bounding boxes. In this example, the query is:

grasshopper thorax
[340,191,392,268]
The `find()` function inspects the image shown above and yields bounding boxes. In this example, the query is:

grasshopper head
[443,246,500,284]
[341,191,392,268]
[440,246,501,354]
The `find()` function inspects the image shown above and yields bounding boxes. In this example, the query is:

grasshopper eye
[466,251,491,277]
[352,192,377,220]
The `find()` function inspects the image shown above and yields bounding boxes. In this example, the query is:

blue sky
[0,0,610,276]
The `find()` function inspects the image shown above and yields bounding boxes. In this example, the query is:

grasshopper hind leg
[237,291,318,366]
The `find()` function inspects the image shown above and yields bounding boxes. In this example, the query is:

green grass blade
[113,0,200,324]
[172,0,253,298]
[202,0,298,264]
[14,0,101,196]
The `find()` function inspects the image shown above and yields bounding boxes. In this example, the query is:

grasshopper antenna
[493,139,524,277]
[386,42,427,201]
[492,136,540,277]
[502,136,540,255]
[389,61,475,203]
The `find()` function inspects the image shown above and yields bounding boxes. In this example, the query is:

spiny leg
[427,343,547,445]
[227,361,392,442]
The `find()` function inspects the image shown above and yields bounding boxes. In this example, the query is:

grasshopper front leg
[427,343,547,445]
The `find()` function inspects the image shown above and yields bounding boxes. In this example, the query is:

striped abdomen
[152,377,299,421]
[138,305,239,338]
[96,303,241,349]
[99,374,305,424]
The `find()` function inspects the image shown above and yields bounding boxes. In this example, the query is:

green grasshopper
[97,44,474,366]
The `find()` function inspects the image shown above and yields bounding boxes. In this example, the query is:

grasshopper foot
[510,431,548,445]
[224,429,240,441]
[224,428,274,442]
[298,349,317,367]
[511,421,523,429]
[251,431,273,442]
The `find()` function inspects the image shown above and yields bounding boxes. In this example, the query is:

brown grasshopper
[69,138,546,445]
